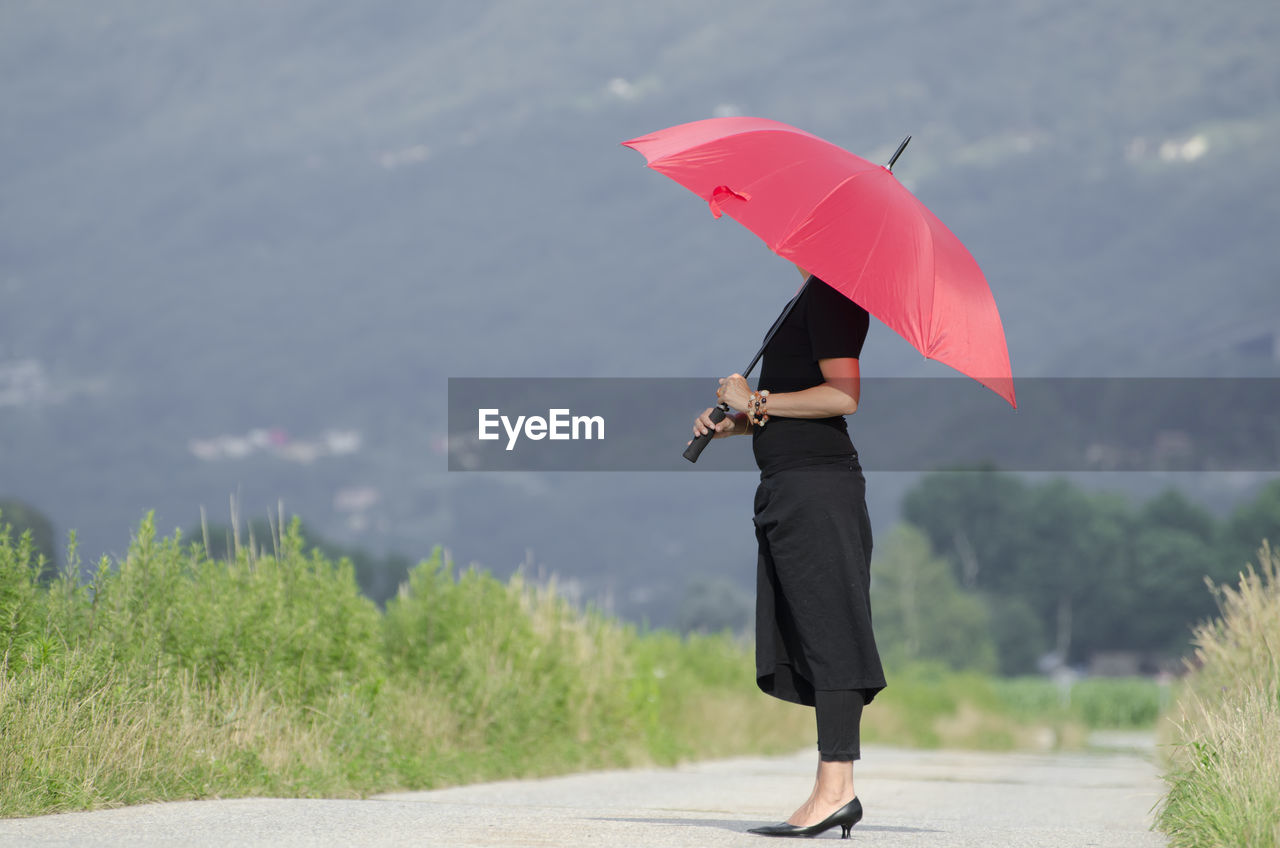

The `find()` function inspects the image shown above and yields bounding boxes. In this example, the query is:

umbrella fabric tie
[707,185,750,218]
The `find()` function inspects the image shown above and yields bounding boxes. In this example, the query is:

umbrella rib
[779,168,937,356]
[851,207,890,304]
[777,167,880,287]
[903,191,937,358]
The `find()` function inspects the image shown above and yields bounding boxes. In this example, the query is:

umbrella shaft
[742,275,812,377]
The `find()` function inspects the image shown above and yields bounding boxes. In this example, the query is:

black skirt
[753,455,886,707]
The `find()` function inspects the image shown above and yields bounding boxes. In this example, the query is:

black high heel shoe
[748,796,862,838]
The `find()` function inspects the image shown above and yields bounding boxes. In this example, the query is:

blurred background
[2,0,1278,673]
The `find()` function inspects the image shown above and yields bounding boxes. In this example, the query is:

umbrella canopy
[623,116,1016,408]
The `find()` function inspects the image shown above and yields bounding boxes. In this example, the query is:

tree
[901,468,1032,590]
[897,472,1277,667]
[1139,487,1216,544]
[1124,525,1219,655]
[1115,487,1222,656]
[871,524,997,673]
[1019,481,1133,665]
[1222,479,1280,581]
[982,593,1047,675]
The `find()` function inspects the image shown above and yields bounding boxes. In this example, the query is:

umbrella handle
[683,281,808,464]
[682,404,728,463]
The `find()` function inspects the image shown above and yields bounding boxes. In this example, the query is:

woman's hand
[691,407,745,443]
[716,372,753,413]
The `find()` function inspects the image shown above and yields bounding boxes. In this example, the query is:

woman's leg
[786,689,864,825]
[817,688,864,762]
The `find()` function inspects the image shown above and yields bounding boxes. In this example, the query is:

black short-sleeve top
[751,276,869,476]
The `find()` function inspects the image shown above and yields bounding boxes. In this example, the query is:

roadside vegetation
[1157,540,1280,847]
[1,510,1169,818]
[0,511,815,819]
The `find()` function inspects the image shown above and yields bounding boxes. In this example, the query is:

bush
[871,525,998,674]
[86,514,383,702]
[383,551,639,772]
[0,520,42,675]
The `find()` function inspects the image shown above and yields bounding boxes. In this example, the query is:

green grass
[1156,540,1280,848]
[861,662,1164,751]
[0,512,814,818]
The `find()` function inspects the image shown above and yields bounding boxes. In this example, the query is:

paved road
[2,740,1168,847]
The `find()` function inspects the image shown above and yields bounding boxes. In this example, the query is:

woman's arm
[768,357,860,417]
[718,358,861,418]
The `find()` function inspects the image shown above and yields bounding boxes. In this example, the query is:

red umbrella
[622,116,1016,409]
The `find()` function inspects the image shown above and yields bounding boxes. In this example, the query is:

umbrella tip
[887,135,911,171]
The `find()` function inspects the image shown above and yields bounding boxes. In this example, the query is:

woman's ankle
[814,764,855,802]
[815,786,855,805]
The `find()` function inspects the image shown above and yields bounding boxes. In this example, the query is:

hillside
[2,0,1278,625]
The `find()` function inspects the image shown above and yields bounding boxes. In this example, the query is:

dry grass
[1157,540,1280,848]
[0,660,383,814]
[674,691,815,761]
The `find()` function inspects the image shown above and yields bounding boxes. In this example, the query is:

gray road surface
[1,739,1168,847]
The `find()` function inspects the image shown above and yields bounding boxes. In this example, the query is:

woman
[691,264,885,839]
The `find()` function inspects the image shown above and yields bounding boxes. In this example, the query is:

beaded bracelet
[749,389,770,427]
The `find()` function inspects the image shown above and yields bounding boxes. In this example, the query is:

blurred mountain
[2,0,1278,625]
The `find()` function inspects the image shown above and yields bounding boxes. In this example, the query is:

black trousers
[816,688,864,761]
